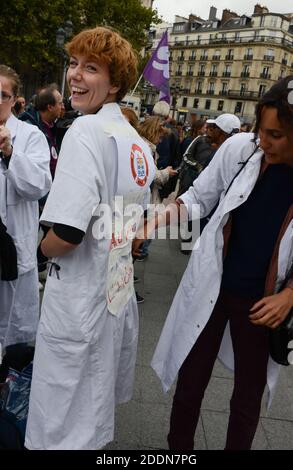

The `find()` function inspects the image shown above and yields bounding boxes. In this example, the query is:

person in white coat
[133,75,293,450]
[0,65,51,351]
[25,26,155,450]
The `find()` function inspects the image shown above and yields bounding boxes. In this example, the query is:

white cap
[206,113,241,134]
[152,101,170,118]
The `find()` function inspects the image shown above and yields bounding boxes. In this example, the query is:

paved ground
[105,237,293,451]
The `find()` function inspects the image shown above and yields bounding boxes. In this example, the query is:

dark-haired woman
[137,76,293,449]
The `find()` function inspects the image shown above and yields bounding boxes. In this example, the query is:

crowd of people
[0,25,292,450]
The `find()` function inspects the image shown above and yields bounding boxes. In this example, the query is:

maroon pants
[168,289,269,450]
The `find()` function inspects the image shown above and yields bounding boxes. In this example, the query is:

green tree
[0,0,159,77]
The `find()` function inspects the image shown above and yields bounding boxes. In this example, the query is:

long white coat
[151,132,293,407]
[25,103,156,450]
[0,114,51,348]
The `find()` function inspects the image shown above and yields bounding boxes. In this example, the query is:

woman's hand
[132,238,145,258]
[166,166,178,177]
[0,125,13,157]
[132,218,155,258]
[249,287,293,329]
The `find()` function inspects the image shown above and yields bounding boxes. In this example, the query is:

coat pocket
[39,275,89,342]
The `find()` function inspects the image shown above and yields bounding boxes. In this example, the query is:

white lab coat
[25,103,156,450]
[0,114,51,348]
[151,132,293,408]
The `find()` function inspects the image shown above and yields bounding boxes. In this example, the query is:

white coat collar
[100,102,121,117]
[5,113,18,140]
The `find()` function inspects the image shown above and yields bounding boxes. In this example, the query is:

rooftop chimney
[254,4,269,14]
[221,9,239,24]
[209,6,217,20]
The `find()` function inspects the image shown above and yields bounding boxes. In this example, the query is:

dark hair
[190,119,205,138]
[13,100,22,114]
[0,64,21,96]
[35,84,59,112]
[254,75,293,137]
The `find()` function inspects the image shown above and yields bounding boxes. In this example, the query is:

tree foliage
[0,0,160,91]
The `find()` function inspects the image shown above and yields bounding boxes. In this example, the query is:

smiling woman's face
[67,55,119,114]
[259,106,293,167]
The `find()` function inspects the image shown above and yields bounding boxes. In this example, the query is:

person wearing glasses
[0,65,51,353]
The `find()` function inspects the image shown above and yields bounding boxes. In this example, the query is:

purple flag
[143,31,170,103]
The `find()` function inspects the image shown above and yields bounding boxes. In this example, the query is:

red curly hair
[66,26,138,102]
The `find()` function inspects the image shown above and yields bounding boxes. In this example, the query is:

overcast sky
[153,0,293,23]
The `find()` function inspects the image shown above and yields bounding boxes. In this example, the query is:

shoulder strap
[224,144,260,196]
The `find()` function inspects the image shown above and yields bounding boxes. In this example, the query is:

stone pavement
[105,237,293,451]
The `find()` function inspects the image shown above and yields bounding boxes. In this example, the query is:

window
[235,102,242,113]
[222,83,228,93]
[240,83,246,95]
[258,84,266,96]
[218,100,224,111]
[235,32,240,42]
[193,98,199,108]
[260,16,265,27]
[197,82,203,93]
[270,16,278,28]
[182,97,187,107]
[205,99,211,110]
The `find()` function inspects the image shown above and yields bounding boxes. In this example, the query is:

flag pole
[130,73,143,97]
[126,73,143,106]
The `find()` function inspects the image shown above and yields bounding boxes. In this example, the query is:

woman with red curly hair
[25,26,155,450]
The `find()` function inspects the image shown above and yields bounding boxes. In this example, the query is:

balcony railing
[212,55,221,60]
[209,71,218,77]
[197,71,205,76]
[188,56,196,61]
[187,71,194,76]
[244,54,253,60]
[222,71,231,77]
[177,56,185,61]
[195,90,203,95]
[175,71,182,76]
[263,55,274,61]
[282,59,288,65]
[200,55,208,61]
[241,71,250,77]
[219,90,228,96]
[227,90,259,99]
[169,36,293,49]
[225,55,234,60]
[206,90,215,95]
[260,73,271,79]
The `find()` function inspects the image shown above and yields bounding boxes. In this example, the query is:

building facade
[168,4,293,123]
